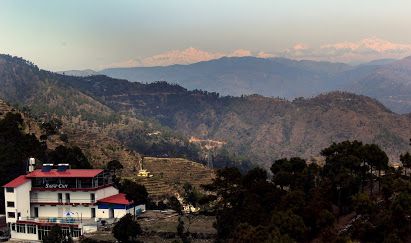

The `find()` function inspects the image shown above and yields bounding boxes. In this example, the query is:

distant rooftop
[97,193,132,205]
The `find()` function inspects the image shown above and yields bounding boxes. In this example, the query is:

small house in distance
[97,193,146,218]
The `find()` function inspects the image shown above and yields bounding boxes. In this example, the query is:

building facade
[3,164,143,241]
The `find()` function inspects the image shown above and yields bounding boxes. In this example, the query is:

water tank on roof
[57,164,69,172]
[41,164,53,172]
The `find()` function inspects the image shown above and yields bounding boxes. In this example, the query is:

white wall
[10,224,38,241]
[95,205,145,219]
[96,208,109,218]
[95,208,126,219]
[95,208,129,219]
[4,180,31,223]
[4,188,16,223]
[95,186,119,200]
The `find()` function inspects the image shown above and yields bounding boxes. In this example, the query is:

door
[90,193,95,203]
[58,193,63,203]
[65,193,70,203]
[91,208,96,218]
[34,207,39,218]
[109,208,114,218]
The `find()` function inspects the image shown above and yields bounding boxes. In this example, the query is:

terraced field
[133,157,215,199]
[143,157,214,188]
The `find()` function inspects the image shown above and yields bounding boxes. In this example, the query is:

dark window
[91,208,96,218]
[65,193,70,203]
[6,187,14,193]
[58,193,62,203]
[7,201,15,207]
[90,193,95,203]
[11,223,16,231]
[7,212,15,218]
[34,207,39,218]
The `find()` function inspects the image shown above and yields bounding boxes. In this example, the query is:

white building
[3,163,144,241]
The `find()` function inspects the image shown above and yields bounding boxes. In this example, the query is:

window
[6,187,14,193]
[61,227,71,237]
[38,226,51,240]
[27,224,36,234]
[90,193,95,203]
[11,223,16,231]
[7,201,15,207]
[91,208,96,218]
[65,193,70,203]
[7,212,15,218]
[16,224,26,233]
[58,193,62,203]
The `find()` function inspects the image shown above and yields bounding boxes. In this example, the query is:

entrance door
[91,208,96,218]
[34,207,39,218]
[109,208,114,218]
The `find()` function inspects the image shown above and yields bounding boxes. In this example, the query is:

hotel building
[3,162,144,241]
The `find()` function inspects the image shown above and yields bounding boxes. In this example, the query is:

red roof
[26,169,104,178]
[97,193,132,205]
[3,175,30,188]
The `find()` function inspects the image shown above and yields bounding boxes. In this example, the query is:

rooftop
[97,193,132,205]
[26,169,104,178]
[3,175,30,188]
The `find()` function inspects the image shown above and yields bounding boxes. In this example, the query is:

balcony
[17,217,114,227]
[18,217,82,225]
[30,198,96,205]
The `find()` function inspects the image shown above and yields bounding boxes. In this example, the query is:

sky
[1,0,411,71]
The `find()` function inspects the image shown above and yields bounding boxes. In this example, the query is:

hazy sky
[1,0,411,70]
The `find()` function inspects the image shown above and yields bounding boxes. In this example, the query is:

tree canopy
[48,145,92,169]
[201,140,411,242]
[112,214,142,242]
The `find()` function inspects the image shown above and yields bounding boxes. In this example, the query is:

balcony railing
[18,217,102,227]
[30,198,96,204]
[18,217,81,225]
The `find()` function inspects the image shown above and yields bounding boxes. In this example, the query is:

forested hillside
[61,74,411,167]
[0,55,202,168]
[1,55,411,168]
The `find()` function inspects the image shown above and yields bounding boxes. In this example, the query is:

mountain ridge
[1,54,411,168]
[100,55,411,114]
